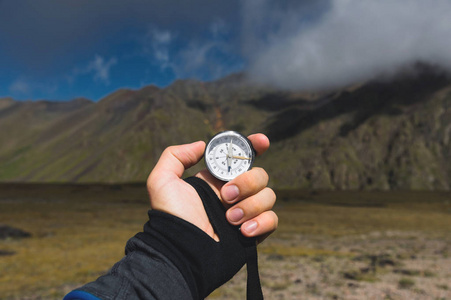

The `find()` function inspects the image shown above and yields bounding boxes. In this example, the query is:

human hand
[147,133,277,243]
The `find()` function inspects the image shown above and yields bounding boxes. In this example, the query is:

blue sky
[1,0,451,101]
[0,0,248,100]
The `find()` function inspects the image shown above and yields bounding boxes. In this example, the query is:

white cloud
[70,55,117,85]
[9,78,58,98]
[142,24,242,81]
[142,27,174,69]
[174,41,217,78]
[9,78,31,95]
[244,0,451,90]
[152,29,172,44]
[173,38,241,80]
[210,18,228,38]
[87,55,117,84]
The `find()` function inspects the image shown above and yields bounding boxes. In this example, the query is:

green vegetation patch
[398,277,416,289]
[274,190,451,237]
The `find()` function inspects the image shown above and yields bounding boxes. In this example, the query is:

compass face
[205,131,255,182]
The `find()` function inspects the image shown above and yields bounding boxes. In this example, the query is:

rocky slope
[1,68,450,189]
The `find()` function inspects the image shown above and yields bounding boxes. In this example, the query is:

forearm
[64,238,192,300]
[64,177,262,300]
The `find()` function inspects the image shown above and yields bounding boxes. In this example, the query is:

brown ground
[211,231,451,299]
[1,185,450,299]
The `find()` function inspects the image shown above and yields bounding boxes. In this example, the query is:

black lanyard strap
[186,176,263,300]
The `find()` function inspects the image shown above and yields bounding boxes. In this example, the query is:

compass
[205,131,256,182]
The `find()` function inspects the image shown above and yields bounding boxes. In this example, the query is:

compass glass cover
[205,131,255,181]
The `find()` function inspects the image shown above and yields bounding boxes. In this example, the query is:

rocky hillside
[1,68,450,190]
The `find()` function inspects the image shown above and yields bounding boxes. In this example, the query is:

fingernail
[242,220,258,234]
[223,185,239,202]
[228,208,244,222]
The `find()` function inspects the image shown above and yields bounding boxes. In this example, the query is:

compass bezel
[204,131,256,182]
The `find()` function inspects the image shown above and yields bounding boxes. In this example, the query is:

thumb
[149,141,206,186]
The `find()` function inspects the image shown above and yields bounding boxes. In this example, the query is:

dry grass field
[214,190,451,300]
[0,184,450,299]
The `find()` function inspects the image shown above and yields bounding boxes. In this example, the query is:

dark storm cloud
[0,0,240,72]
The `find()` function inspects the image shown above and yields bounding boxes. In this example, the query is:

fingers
[247,133,270,156]
[241,211,278,242]
[221,167,269,204]
[148,141,206,189]
[218,135,277,241]
[226,187,276,225]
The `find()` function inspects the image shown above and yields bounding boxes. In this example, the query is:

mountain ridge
[1,68,450,190]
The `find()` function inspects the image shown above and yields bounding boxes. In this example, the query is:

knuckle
[240,173,259,191]
[249,195,265,212]
[253,167,269,183]
[248,189,273,213]
[265,187,276,201]
[165,145,177,156]
[271,211,279,229]
[240,188,275,217]
[261,188,276,208]
[239,167,268,192]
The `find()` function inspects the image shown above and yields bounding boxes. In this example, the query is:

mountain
[1,67,451,190]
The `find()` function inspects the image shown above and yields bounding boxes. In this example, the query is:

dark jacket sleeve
[63,237,192,300]
[64,177,261,300]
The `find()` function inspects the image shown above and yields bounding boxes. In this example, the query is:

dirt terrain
[0,185,450,299]
[211,232,450,299]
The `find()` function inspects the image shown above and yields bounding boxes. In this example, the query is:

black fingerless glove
[130,177,263,300]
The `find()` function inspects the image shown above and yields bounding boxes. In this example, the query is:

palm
[150,173,220,240]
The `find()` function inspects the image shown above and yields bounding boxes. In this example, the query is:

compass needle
[232,155,251,160]
[227,138,233,173]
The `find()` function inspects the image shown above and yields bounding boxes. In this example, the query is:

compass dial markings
[205,131,255,181]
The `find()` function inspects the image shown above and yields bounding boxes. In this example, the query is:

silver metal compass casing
[205,131,255,182]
